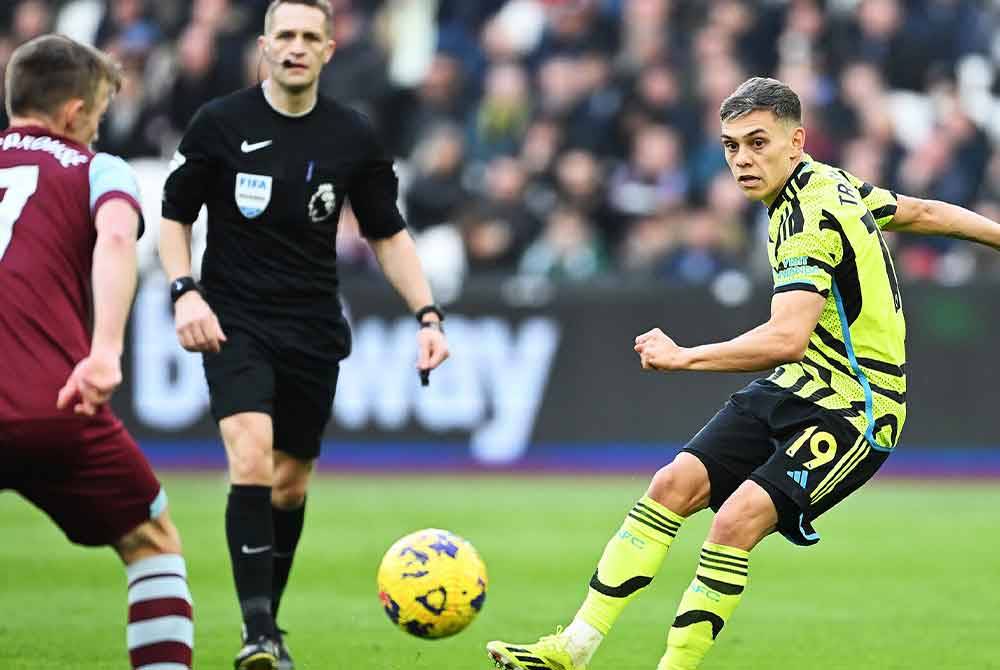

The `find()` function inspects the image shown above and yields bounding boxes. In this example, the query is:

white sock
[126,554,194,669]
[563,617,604,667]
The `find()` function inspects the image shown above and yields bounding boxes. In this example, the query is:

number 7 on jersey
[0,165,41,261]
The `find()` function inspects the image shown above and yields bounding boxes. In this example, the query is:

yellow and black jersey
[766,154,905,451]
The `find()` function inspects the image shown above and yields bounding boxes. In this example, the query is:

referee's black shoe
[234,634,279,670]
[276,628,295,670]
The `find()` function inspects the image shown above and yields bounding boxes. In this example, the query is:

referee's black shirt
[162,85,406,324]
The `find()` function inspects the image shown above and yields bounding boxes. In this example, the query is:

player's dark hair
[5,34,122,119]
[264,0,333,35]
[719,77,802,124]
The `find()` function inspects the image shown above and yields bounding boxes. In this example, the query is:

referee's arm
[159,217,194,281]
[159,217,227,353]
[369,230,436,318]
[349,117,449,372]
[369,230,449,373]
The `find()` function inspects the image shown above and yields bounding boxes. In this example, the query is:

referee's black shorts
[682,380,890,546]
[202,308,350,461]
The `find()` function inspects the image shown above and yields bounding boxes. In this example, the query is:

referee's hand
[416,324,449,380]
[174,292,227,353]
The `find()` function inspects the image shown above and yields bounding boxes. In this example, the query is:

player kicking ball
[487,77,1000,669]
[0,36,194,669]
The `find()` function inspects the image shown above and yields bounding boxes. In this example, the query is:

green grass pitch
[2,474,998,669]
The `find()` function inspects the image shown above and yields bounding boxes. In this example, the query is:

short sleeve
[842,170,898,230]
[346,114,406,240]
[161,106,220,224]
[89,152,145,238]
[773,226,841,297]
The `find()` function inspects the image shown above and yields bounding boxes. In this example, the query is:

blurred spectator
[661,210,740,284]
[460,157,539,273]
[616,61,699,154]
[95,0,160,50]
[552,149,617,248]
[480,0,547,62]
[387,51,468,157]
[163,22,237,134]
[519,205,609,281]
[607,123,689,224]
[11,0,52,45]
[0,35,14,128]
[404,123,469,233]
[533,52,620,153]
[467,62,532,162]
[320,1,388,114]
[531,0,618,64]
[776,60,838,163]
[617,0,675,73]
[664,172,749,283]
[619,212,681,275]
[96,59,162,158]
[519,115,564,181]
[829,0,958,92]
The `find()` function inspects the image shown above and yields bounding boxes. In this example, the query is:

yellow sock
[577,496,684,635]
[658,542,749,670]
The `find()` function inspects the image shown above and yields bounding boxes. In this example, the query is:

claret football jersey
[0,125,142,419]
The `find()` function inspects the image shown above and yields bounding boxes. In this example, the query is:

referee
[158,2,449,668]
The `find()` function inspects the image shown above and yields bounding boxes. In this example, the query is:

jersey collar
[4,124,90,152]
[260,81,317,118]
[767,154,813,216]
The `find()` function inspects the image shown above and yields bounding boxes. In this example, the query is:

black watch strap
[415,304,445,324]
[170,276,202,304]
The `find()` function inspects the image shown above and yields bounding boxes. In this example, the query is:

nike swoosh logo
[241,140,273,153]
[241,544,272,554]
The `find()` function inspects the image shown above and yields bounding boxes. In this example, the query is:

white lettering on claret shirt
[1,133,89,167]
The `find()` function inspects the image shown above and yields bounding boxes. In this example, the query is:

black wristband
[170,276,202,304]
[415,304,445,324]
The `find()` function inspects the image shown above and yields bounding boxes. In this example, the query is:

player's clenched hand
[416,326,449,374]
[57,351,122,416]
[634,328,686,371]
[174,291,227,353]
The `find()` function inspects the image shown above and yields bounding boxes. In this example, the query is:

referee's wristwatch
[170,276,203,305]
[415,304,445,332]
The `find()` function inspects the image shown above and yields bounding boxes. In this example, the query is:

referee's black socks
[271,497,306,621]
[226,484,276,639]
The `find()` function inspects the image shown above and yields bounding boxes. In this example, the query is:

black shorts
[682,380,890,546]
[202,310,348,461]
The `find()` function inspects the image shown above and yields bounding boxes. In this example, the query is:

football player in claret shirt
[487,77,1000,670]
[158,1,449,668]
[0,35,193,670]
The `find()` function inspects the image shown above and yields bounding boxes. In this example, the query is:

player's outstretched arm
[886,195,1000,251]
[57,199,139,415]
[369,229,449,372]
[634,290,826,373]
[158,217,226,353]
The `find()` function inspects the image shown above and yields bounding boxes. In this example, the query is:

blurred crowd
[1,0,999,293]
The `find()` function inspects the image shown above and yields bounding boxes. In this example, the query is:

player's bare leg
[221,412,280,669]
[646,454,712,516]
[657,481,776,669]
[114,508,194,669]
[488,454,710,670]
[269,451,315,670]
